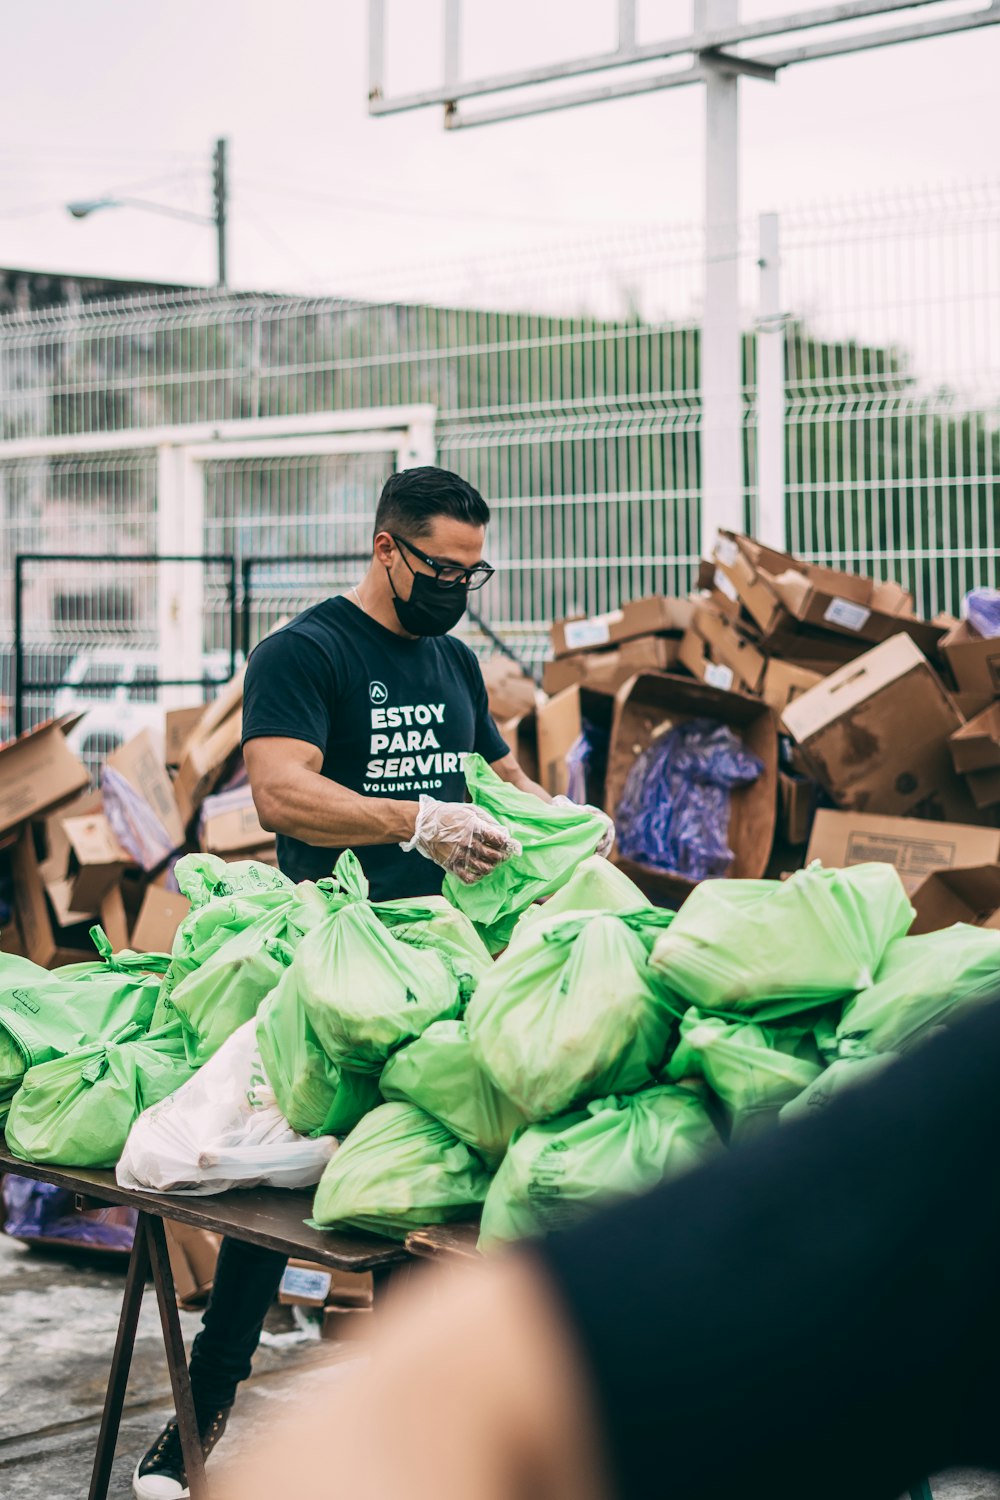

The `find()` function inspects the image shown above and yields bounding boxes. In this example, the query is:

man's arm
[490,750,553,804]
[245,737,418,846]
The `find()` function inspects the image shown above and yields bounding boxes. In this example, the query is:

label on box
[704,662,735,691]
[714,536,740,568]
[713,569,739,603]
[824,598,872,632]
[564,620,612,650]
[280,1266,332,1302]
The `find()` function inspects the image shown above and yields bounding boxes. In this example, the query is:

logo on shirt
[369,680,388,705]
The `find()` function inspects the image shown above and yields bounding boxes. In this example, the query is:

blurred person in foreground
[132,464,612,1498]
[219,996,1000,1500]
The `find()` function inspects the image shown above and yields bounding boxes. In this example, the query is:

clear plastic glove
[552,795,616,859]
[401,796,522,885]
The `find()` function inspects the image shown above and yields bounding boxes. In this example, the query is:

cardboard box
[761,659,825,716]
[605,672,778,904]
[279,1259,334,1309]
[0,718,90,839]
[678,604,766,696]
[36,789,103,886]
[131,884,191,953]
[165,705,206,767]
[199,784,271,856]
[322,1305,375,1342]
[534,686,615,801]
[781,635,973,820]
[61,812,133,911]
[964,766,1000,810]
[183,663,246,751]
[908,865,1000,935]
[481,656,539,722]
[99,884,130,952]
[164,1221,222,1309]
[707,532,943,657]
[953,690,996,721]
[941,620,1000,699]
[949,703,1000,774]
[805,808,1000,895]
[174,712,243,828]
[497,713,540,785]
[778,770,816,847]
[550,595,692,659]
[11,829,93,968]
[106,730,186,854]
[542,634,679,698]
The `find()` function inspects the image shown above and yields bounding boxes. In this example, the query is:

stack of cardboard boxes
[0,666,271,966]
[537,532,1000,929]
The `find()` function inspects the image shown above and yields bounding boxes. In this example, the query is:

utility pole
[213,137,228,288]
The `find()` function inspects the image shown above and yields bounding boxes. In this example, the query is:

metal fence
[0,182,997,729]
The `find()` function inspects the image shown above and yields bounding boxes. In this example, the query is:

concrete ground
[0,1227,363,1499]
[2,1227,999,1500]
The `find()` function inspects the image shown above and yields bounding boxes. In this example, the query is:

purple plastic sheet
[964,588,1000,641]
[615,718,763,880]
[2,1175,136,1252]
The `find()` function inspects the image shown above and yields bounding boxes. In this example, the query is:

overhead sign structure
[368,1,1000,550]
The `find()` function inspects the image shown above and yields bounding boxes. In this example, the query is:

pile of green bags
[8,748,1000,1261]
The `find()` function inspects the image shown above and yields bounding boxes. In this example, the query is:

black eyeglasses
[392,533,495,591]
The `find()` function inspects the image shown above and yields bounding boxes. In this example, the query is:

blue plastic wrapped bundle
[615,719,763,881]
[963,588,1000,640]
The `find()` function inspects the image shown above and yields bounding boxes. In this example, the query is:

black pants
[188,1237,288,1413]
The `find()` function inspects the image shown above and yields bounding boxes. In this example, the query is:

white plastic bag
[116,1021,336,1195]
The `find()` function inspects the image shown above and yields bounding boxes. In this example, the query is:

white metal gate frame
[0,404,436,706]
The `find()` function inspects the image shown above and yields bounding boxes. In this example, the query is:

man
[133,466,599,1499]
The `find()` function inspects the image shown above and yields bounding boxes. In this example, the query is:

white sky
[1,0,998,299]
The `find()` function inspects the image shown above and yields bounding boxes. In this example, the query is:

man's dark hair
[373,466,489,541]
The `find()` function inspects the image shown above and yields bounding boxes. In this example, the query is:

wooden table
[404,1221,481,1261]
[0,1138,406,1500]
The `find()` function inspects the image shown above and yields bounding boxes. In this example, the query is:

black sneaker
[132,1405,231,1499]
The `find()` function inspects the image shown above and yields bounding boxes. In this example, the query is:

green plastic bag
[0,937,164,1123]
[467,909,677,1122]
[665,1008,825,1143]
[170,924,299,1067]
[442,755,609,952]
[512,855,651,941]
[780,1054,897,1122]
[373,894,493,1007]
[174,852,294,906]
[479,1085,720,1250]
[836,925,1000,1057]
[380,1020,526,1167]
[649,863,914,1020]
[6,1020,195,1168]
[56,926,172,984]
[155,878,326,1030]
[311,1101,492,1240]
[297,853,461,1075]
[256,969,382,1139]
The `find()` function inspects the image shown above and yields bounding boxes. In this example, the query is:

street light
[66,138,228,287]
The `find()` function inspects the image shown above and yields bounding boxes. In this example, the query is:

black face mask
[387,565,469,637]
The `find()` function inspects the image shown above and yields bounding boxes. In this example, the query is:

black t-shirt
[241,595,509,898]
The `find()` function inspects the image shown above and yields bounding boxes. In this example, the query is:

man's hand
[216,1255,609,1500]
[401,795,522,884]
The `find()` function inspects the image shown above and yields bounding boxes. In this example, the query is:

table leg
[87,1212,150,1500]
[145,1215,209,1500]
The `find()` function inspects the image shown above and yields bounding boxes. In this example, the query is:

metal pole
[697,0,744,553]
[756,211,786,549]
[213,137,228,288]
[13,554,24,737]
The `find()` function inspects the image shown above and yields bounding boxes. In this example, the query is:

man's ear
[373,531,395,567]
